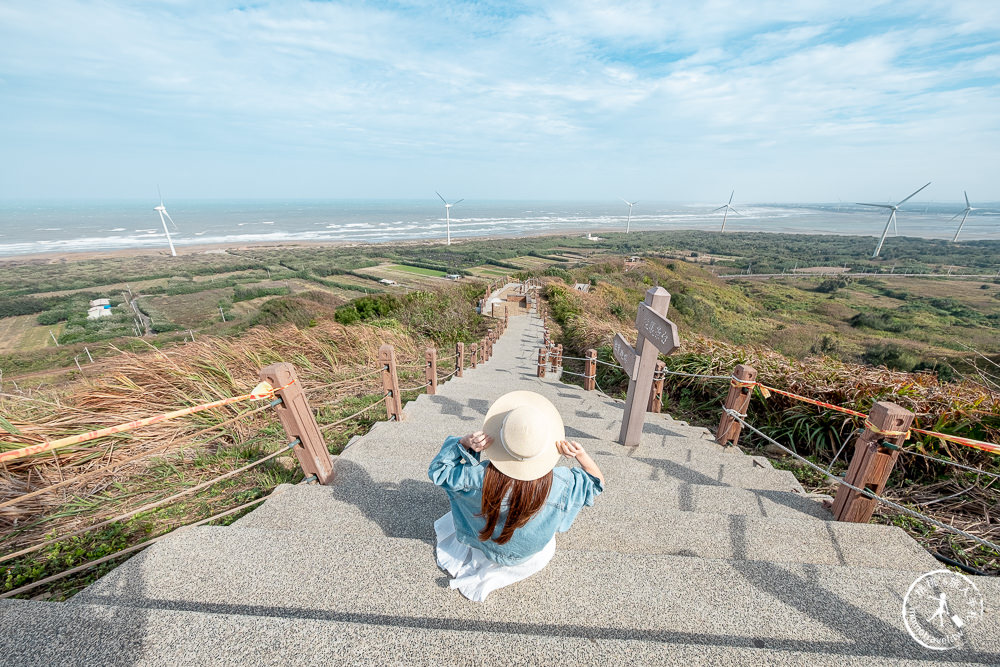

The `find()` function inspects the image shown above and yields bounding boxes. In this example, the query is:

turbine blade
[727,190,734,205]
[897,181,932,206]
[948,212,963,221]
[856,202,894,209]
[711,205,726,212]
[621,198,631,206]
[965,190,970,208]
[452,198,464,205]
[157,185,163,206]
[162,211,178,231]
[435,191,447,204]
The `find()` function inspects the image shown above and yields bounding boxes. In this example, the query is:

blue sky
[0,1,997,202]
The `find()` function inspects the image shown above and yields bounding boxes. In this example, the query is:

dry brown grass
[0,319,423,545]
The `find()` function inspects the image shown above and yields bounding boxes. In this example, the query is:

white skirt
[434,511,555,602]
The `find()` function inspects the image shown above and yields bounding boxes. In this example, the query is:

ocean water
[0,199,996,258]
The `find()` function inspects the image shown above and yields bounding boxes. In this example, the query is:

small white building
[573,283,591,293]
[379,279,398,286]
[89,298,111,308]
[445,274,462,281]
[87,306,112,320]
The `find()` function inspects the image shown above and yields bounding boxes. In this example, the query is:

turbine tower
[154,186,178,257]
[950,191,977,242]
[856,182,931,258]
[712,190,741,232]
[435,191,464,246]
[621,198,637,233]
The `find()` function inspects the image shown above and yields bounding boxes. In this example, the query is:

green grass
[388,264,447,277]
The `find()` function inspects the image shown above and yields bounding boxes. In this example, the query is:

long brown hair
[478,464,553,544]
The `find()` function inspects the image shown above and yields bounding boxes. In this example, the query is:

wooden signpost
[617,287,680,447]
[612,333,639,379]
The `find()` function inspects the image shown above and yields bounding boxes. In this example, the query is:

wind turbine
[621,199,637,233]
[435,191,464,246]
[856,182,931,258]
[154,186,178,257]
[712,190,741,232]
[950,191,977,242]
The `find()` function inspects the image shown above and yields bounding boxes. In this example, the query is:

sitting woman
[428,390,604,601]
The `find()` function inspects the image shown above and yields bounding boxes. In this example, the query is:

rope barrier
[399,381,431,392]
[0,380,292,464]
[723,408,1000,555]
[560,369,596,380]
[0,494,270,600]
[0,437,300,565]
[305,367,384,393]
[0,403,274,511]
[319,393,389,432]
[595,359,624,370]
[438,367,459,382]
[901,449,1000,482]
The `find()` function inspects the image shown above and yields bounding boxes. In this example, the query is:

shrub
[815,278,847,293]
[849,312,910,333]
[862,343,919,371]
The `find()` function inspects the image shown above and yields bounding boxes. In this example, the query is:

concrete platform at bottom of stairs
[233,484,934,571]
[71,527,1000,662]
[1,598,984,667]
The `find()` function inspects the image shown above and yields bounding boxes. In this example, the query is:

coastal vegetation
[1,231,999,592]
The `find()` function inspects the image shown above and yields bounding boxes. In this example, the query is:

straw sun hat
[482,391,565,481]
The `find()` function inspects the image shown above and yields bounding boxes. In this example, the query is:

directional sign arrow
[612,333,638,379]
[635,303,680,356]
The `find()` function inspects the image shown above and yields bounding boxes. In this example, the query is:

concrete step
[235,458,831,544]
[8,598,974,667]
[337,445,801,493]
[342,426,764,477]
[72,528,1000,661]
[233,484,932,571]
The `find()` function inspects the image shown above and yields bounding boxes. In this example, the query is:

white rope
[723,409,1000,554]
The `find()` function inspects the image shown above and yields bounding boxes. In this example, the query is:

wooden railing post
[471,343,478,368]
[556,344,563,369]
[648,360,665,412]
[456,342,464,378]
[550,343,559,372]
[379,344,403,422]
[426,347,438,395]
[584,349,597,390]
[716,364,757,447]
[832,402,914,523]
[259,362,334,485]
[481,337,489,362]
[537,347,547,378]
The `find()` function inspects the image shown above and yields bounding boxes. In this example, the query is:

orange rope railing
[0,380,291,464]
[727,377,1000,456]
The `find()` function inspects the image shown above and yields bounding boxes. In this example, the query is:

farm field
[0,316,62,354]
[387,264,446,277]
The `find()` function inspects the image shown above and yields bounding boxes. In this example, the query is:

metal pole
[49,330,60,346]
[219,306,227,322]
[84,347,94,363]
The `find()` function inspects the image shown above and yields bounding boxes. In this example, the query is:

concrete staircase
[2,314,998,665]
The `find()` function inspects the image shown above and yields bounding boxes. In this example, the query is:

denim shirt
[428,436,603,566]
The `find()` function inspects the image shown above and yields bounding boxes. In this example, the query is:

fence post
[556,344,563,369]
[832,402,915,523]
[584,349,597,390]
[648,360,665,412]
[481,337,489,362]
[538,347,547,378]
[550,343,559,372]
[426,347,438,395]
[259,362,334,485]
[456,342,464,378]
[716,364,757,447]
[379,344,403,422]
[471,343,478,368]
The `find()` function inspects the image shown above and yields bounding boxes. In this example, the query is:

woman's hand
[556,440,585,458]
[460,431,493,453]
